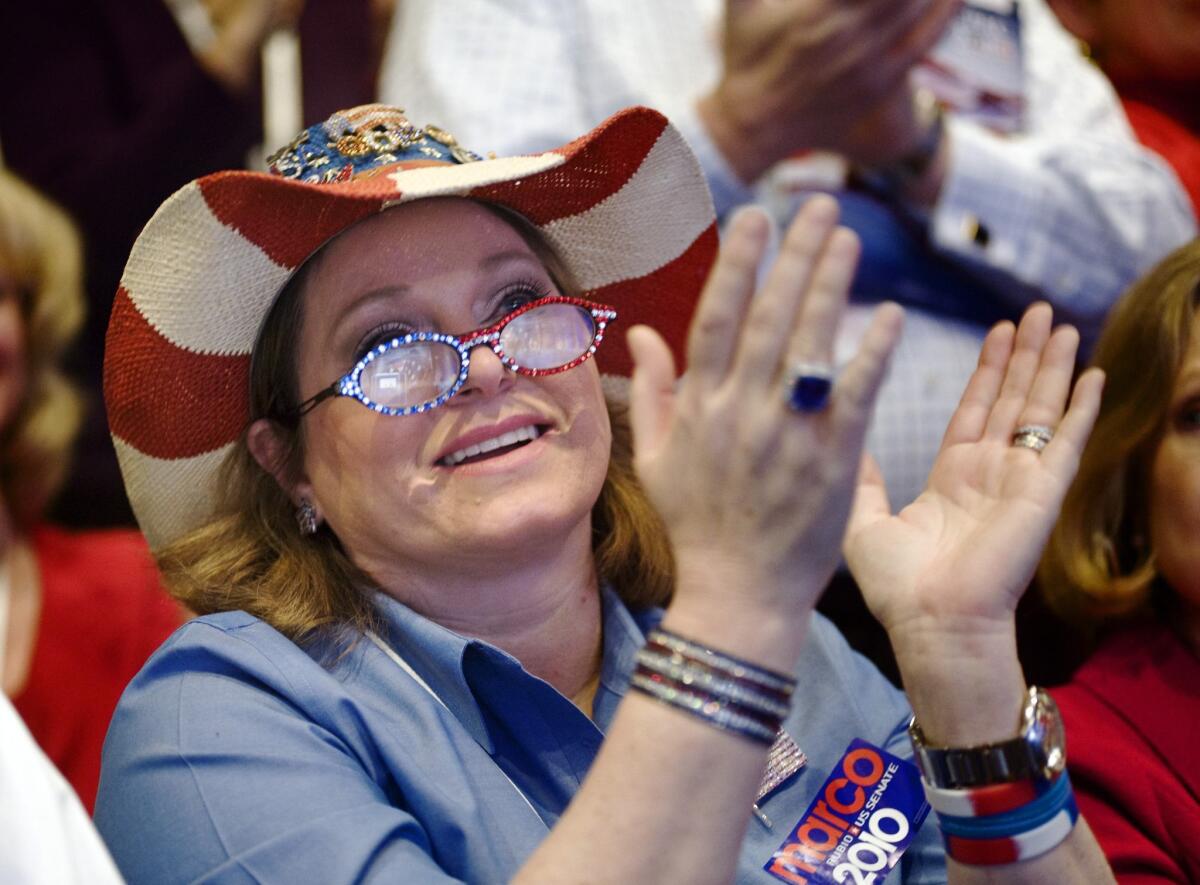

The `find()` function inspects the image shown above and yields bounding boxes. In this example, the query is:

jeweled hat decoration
[265,105,484,183]
[105,104,718,550]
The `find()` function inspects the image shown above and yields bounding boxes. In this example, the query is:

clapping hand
[843,304,1104,740]
[699,0,962,182]
[626,197,903,666]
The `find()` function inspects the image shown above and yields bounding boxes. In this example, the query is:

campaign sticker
[764,738,931,884]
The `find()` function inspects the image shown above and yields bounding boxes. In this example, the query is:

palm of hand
[850,440,1068,632]
[844,306,1105,638]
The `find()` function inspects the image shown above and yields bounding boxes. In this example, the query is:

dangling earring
[296,498,319,536]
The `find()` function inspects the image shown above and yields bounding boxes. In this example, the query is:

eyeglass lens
[362,342,461,407]
[361,302,597,410]
[500,302,596,369]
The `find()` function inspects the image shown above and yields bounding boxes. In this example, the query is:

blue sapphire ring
[786,362,835,413]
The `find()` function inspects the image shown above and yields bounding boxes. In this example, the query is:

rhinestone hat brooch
[266,104,483,184]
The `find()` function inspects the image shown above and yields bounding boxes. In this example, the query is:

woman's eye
[1178,401,1200,431]
[495,282,553,317]
[355,323,413,359]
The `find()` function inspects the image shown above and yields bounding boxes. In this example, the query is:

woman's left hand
[843,303,1104,739]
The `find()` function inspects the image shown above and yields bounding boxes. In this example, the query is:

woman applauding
[97,103,1113,883]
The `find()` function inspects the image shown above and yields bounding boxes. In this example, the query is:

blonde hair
[0,170,85,530]
[1040,240,1200,623]
[156,202,674,647]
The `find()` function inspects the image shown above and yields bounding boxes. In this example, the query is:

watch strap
[910,730,1038,789]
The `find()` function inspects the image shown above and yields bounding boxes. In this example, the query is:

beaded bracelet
[629,628,795,746]
[636,647,792,719]
[630,670,780,744]
[646,628,798,695]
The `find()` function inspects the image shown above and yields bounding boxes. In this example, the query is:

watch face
[1028,689,1067,779]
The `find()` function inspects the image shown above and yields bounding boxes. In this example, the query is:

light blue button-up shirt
[95,589,946,883]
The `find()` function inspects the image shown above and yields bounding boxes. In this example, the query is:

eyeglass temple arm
[293,383,339,418]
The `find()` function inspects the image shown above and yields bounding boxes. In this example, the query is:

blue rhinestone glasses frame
[291,295,618,418]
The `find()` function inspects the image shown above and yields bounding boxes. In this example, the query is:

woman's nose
[457,343,514,400]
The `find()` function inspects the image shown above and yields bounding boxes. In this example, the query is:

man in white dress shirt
[379,0,1195,506]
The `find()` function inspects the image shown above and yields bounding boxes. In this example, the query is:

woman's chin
[477,494,594,544]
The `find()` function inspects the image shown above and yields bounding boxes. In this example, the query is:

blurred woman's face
[0,268,27,434]
[1149,310,1200,628]
[288,199,611,585]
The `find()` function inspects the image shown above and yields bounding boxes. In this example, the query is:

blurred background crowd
[0,0,1196,878]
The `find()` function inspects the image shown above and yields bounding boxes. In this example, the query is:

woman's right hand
[626,197,903,663]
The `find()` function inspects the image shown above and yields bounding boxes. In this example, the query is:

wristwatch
[908,686,1067,790]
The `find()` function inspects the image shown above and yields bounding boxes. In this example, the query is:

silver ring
[786,362,835,413]
[1011,424,1054,453]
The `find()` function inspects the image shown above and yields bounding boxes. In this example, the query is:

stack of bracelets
[910,686,1080,866]
[926,771,1079,866]
[630,627,796,746]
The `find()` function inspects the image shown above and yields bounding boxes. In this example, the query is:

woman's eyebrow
[326,285,411,351]
[326,250,546,346]
[337,251,537,319]
[478,249,543,272]
[340,284,411,320]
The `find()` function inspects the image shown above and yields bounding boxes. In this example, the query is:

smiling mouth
[437,424,549,467]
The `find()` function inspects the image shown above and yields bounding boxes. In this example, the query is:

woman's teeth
[440,424,543,466]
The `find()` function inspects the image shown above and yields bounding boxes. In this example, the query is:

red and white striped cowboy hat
[104,104,717,551]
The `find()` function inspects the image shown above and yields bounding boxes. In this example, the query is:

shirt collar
[592,584,658,729]
[370,587,659,752]
[372,592,495,752]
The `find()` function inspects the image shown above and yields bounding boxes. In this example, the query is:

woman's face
[286,199,612,582]
[1149,309,1200,623]
[0,266,27,434]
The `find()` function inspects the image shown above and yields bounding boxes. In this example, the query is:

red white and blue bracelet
[934,772,1079,865]
[909,686,1079,866]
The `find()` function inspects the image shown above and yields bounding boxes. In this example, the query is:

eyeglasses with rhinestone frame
[291,295,618,418]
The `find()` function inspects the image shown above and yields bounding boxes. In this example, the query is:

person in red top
[1041,240,1200,882]
[0,169,183,811]
[1049,0,1200,214]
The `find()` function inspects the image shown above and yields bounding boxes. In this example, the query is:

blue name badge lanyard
[765,739,932,885]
